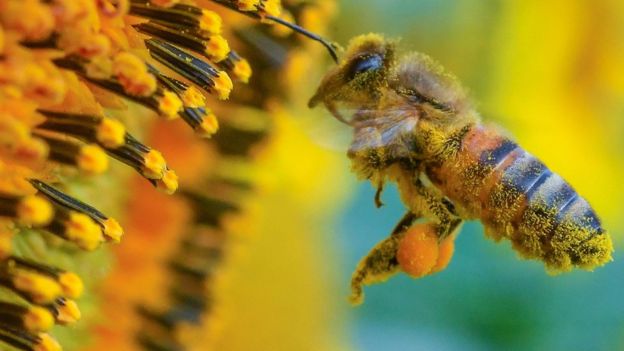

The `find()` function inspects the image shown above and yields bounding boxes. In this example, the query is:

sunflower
[0,1,343,350]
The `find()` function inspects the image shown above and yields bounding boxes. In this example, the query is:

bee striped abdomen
[428,125,612,271]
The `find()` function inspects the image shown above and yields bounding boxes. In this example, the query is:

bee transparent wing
[294,109,354,151]
[347,106,419,157]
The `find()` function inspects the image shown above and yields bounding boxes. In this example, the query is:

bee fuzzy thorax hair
[391,52,472,115]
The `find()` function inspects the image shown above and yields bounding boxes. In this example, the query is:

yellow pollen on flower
[58,272,83,299]
[64,212,103,251]
[96,117,126,148]
[213,72,233,100]
[1,0,55,41]
[77,144,109,174]
[102,217,123,242]
[233,58,252,83]
[158,90,182,119]
[197,112,219,138]
[142,150,167,179]
[55,299,81,324]
[17,195,54,227]
[150,0,180,7]
[237,0,261,12]
[127,72,158,97]
[199,10,223,34]
[12,271,62,305]
[156,169,178,195]
[205,35,230,62]
[24,306,54,332]
[15,137,49,163]
[34,333,62,351]
[20,64,67,105]
[113,52,157,96]
[77,33,112,59]
[113,52,146,77]
[51,0,89,25]
[262,0,282,17]
[85,56,114,80]
[180,86,205,108]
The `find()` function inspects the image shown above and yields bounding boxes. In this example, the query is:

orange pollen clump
[431,236,455,274]
[397,223,440,278]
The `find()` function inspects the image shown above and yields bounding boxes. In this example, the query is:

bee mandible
[309,33,614,304]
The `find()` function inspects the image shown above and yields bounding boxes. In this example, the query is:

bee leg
[413,179,462,240]
[374,182,384,208]
[350,211,419,305]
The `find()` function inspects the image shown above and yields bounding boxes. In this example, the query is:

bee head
[308,33,395,124]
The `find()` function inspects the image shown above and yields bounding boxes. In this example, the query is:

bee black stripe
[479,139,518,167]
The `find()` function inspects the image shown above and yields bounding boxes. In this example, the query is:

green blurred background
[324,1,624,350]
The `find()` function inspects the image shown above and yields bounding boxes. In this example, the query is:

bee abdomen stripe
[502,152,549,195]
[479,139,518,167]
[556,196,604,234]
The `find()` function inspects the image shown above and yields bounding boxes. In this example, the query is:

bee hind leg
[349,211,418,305]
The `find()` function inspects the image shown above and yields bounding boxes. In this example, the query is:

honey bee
[309,33,614,304]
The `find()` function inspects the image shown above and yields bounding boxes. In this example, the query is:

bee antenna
[266,15,340,63]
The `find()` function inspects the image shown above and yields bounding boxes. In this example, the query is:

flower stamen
[32,131,109,175]
[0,326,61,351]
[46,298,81,325]
[133,21,230,62]
[36,110,126,149]
[145,38,233,100]
[0,302,54,333]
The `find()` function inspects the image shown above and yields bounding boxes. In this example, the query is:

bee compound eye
[348,54,383,80]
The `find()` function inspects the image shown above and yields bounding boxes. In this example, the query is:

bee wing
[294,109,354,151]
[348,106,419,155]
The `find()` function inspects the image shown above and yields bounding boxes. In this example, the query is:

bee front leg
[350,211,419,305]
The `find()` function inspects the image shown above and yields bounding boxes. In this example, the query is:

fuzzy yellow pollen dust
[55,299,81,324]
[64,212,103,251]
[34,333,61,351]
[103,217,123,242]
[58,272,84,299]
[233,58,252,83]
[16,195,53,226]
[198,113,219,137]
[213,72,234,100]
[180,86,205,108]
[205,35,230,62]
[158,90,183,119]
[1,0,54,41]
[156,168,179,195]
[77,144,109,174]
[200,10,223,34]
[12,271,62,305]
[142,149,167,179]
[96,118,126,148]
[113,52,157,97]
[23,306,54,333]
